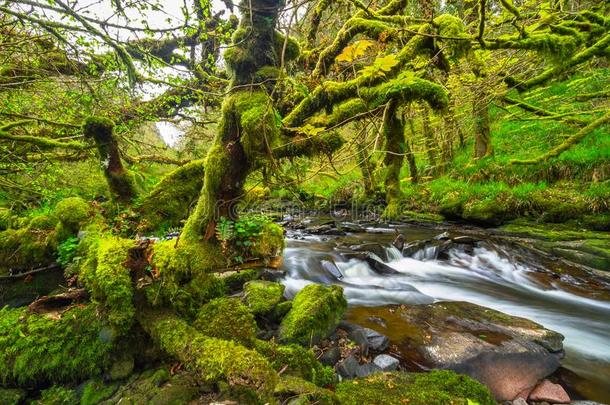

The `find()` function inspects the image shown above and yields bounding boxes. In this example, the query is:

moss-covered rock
[274,375,338,405]
[0,305,113,385]
[223,269,260,292]
[255,340,336,387]
[335,370,495,405]
[244,280,285,315]
[279,284,347,346]
[136,160,205,232]
[194,297,257,347]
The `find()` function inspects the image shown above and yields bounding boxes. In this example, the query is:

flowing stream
[280,223,610,403]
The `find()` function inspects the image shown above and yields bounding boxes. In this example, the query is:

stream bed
[279,221,610,403]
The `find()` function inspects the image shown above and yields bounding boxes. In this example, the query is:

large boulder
[279,284,347,346]
[243,280,285,315]
[346,301,564,402]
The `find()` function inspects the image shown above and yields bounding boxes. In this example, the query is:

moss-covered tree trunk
[382,99,405,217]
[406,117,419,184]
[84,117,136,202]
[181,0,282,247]
[473,94,493,159]
[422,105,437,170]
[355,123,376,194]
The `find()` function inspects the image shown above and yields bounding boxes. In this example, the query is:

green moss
[146,240,226,316]
[335,370,495,405]
[275,375,338,404]
[80,378,119,405]
[194,297,257,347]
[243,280,285,315]
[0,208,16,231]
[53,197,91,241]
[33,386,78,405]
[279,284,347,346]
[141,311,278,403]
[137,160,205,232]
[256,340,336,387]
[250,222,285,259]
[0,305,113,385]
[80,237,135,335]
[0,388,26,405]
[0,225,57,272]
[223,269,260,292]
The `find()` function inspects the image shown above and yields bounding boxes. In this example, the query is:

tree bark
[83,117,136,202]
[473,94,493,159]
[383,99,405,216]
[181,0,283,245]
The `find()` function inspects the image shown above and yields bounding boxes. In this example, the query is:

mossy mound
[194,297,257,347]
[243,280,285,315]
[279,284,347,346]
[250,222,285,259]
[136,160,205,232]
[223,269,260,292]
[145,240,227,317]
[335,370,495,405]
[0,225,57,273]
[0,305,113,385]
[53,197,91,241]
[275,375,338,405]
[255,340,336,387]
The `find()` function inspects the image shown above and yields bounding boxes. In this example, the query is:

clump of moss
[33,386,78,405]
[223,269,260,292]
[80,237,135,335]
[136,160,205,232]
[194,297,257,347]
[255,340,336,387]
[0,305,113,385]
[279,284,347,346]
[53,197,91,241]
[0,208,17,231]
[145,240,226,317]
[0,388,26,405]
[250,222,285,259]
[0,223,58,273]
[275,375,339,404]
[243,280,285,315]
[141,311,278,403]
[335,370,495,405]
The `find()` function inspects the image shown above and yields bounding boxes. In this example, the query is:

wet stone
[320,346,341,367]
[373,354,399,371]
[364,327,389,352]
[336,355,360,379]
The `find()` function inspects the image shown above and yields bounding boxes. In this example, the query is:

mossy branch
[288,73,448,129]
[138,309,278,400]
[509,33,610,91]
[501,96,587,126]
[0,123,88,150]
[499,0,521,19]
[510,110,610,165]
